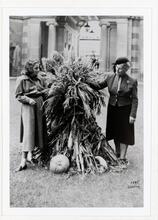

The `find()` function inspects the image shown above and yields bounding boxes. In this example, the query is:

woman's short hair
[24,59,39,74]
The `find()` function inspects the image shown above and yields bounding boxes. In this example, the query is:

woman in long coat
[86,57,138,169]
[15,60,48,171]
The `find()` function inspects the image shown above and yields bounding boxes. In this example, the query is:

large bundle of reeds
[34,55,118,174]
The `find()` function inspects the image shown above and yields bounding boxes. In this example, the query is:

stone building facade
[10,16,143,80]
[10,16,80,76]
[98,16,143,79]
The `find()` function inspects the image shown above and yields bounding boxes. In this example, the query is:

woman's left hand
[129,116,136,124]
[42,88,49,98]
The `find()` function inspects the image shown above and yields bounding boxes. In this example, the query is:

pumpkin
[95,156,108,170]
[50,154,70,174]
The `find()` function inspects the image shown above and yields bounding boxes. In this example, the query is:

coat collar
[21,73,42,83]
[114,72,128,79]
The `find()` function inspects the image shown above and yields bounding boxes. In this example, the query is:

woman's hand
[42,88,49,98]
[129,116,136,124]
[29,98,36,105]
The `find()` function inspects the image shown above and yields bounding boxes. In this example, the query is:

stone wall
[10,18,23,76]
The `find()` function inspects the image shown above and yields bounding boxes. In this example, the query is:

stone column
[99,19,109,71]
[116,19,128,58]
[27,18,41,59]
[127,17,132,75]
[22,19,29,66]
[139,18,143,80]
[77,33,80,58]
[74,32,79,60]
[131,18,140,79]
[107,25,111,71]
[47,19,57,58]
[127,18,132,59]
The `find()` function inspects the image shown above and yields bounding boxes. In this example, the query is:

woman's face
[30,63,40,77]
[116,62,130,76]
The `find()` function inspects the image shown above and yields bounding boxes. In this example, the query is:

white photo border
[1,5,157,220]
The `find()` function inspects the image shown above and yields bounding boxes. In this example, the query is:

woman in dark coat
[86,57,138,168]
[15,60,48,171]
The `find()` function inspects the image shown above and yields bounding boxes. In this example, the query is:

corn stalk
[33,57,118,173]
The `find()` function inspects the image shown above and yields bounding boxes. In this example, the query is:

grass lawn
[10,79,143,207]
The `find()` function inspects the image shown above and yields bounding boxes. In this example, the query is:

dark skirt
[106,104,135,145]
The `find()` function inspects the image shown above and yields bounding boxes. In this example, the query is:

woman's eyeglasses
[117,62,131,68]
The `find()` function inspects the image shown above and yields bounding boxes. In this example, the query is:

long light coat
[15,74,47,151]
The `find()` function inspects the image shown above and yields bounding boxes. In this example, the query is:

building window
[131,44,139,50]
[132,33,139,39]
[131,56,139,62]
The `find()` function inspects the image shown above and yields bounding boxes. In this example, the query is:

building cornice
[10,16,56,20]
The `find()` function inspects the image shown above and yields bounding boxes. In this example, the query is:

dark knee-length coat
[86,72,138,145]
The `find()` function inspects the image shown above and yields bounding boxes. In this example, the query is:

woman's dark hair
[24,59,39,75]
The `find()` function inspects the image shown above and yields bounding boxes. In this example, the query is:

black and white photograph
[9,14,143,207]
[1,3,158,219]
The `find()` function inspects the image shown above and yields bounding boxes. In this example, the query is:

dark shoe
[15,164,27,172]
[118,159,128,169]
[123,159,129,165]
